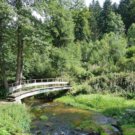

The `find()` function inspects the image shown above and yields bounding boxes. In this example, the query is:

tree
[48,1,74,47]
[0,1,15,89]
[106,11,125,35]
[15,0,36,84]
[89,0,102,40]
[67,0,85,9]
[9,0,46,83]
[118,0,135,32]
[102,32,127,64]
[127,23,135,46]
[100,0,112,34]
[73,8,91,42]
[112,2,118,13]
[99,0,125,36]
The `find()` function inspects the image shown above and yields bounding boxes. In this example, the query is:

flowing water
[23,97,122,135]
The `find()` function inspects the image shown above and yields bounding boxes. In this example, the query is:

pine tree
[100,0,112,34]
[89,0,102,40]
[118,0,135,32]
[73,8,91,42]
[48,1,74,47]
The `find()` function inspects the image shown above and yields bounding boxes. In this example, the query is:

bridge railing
[8,78,69,94]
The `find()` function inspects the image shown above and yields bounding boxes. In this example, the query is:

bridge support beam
[15,98,22,104]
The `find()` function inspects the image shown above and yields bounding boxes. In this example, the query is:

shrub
[0,88,8,99]
[88,72,135,98]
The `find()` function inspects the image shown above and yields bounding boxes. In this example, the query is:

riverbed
[23,97,121,135]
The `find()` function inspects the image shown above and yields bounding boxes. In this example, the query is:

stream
[23,97,122,135]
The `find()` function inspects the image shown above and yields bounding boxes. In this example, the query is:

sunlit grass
[55,94,135,115]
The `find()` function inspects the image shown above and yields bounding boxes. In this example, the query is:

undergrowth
[0,104,31,135]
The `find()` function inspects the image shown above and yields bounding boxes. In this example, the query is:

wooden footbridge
[8,78,71,103]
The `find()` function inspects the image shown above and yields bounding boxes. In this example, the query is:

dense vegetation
[0,104,31,135]
[0,0,135,134]
[0,0,135,93]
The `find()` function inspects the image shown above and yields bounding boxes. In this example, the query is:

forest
[0,0,135,135]
[1,0,135,93]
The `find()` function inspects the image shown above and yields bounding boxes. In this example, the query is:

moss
[39,115,48,121]
[72,119,115,135]
[122,125,135,135]
[72,119,101,133]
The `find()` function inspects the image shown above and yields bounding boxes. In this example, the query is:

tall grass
[55,94,135,116]
[0,104,31,135]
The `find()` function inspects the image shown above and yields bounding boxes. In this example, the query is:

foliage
[121,109,135,124]
[1,0,135,134]
[0,88,8,99]
[0,104,31,135]
[118,0,135,32]
[127,23,135,46]
[0,0,133,91]
[89,0,102,40]
[73,8,91,42]
[106,11,125,35]
[87,72,135,98]
[48,1,74,47]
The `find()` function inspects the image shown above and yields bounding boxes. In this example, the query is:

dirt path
[0,100,15,104]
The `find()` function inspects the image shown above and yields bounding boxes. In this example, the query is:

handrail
[8,78,69,94]
[8,78,68,87]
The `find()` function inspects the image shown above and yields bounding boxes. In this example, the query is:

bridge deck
[9,86,71,98]
[8,78,71,103]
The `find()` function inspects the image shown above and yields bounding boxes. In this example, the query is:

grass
[55,94,135,115]
[55,94,135,135]
[0,103,31,135]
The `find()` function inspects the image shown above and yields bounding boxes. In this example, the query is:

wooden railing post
[41,79,43,82]
[34,79,36,83]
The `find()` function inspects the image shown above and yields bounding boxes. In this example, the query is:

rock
[35,130,42,135]
[54,133,59,135]
[90,131,101,135]
[125,109,135,113]
[107,117,118,126]
[60,131,65,135]
[45,122,53,127]
[72,129,100,135]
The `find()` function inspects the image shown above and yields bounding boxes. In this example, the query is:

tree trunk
[16,25,24,84]
[0,58,9,89]
[1,64,9,89]
[0,20,9,89]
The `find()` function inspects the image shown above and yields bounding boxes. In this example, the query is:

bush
[121,109,135,124]
[88,72,135,98]
[71,82,93,95]
[126,46,135,58]
[0,88,8,99]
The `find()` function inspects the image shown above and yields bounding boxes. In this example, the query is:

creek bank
[55,94,135,135]
[23,98,122,135]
